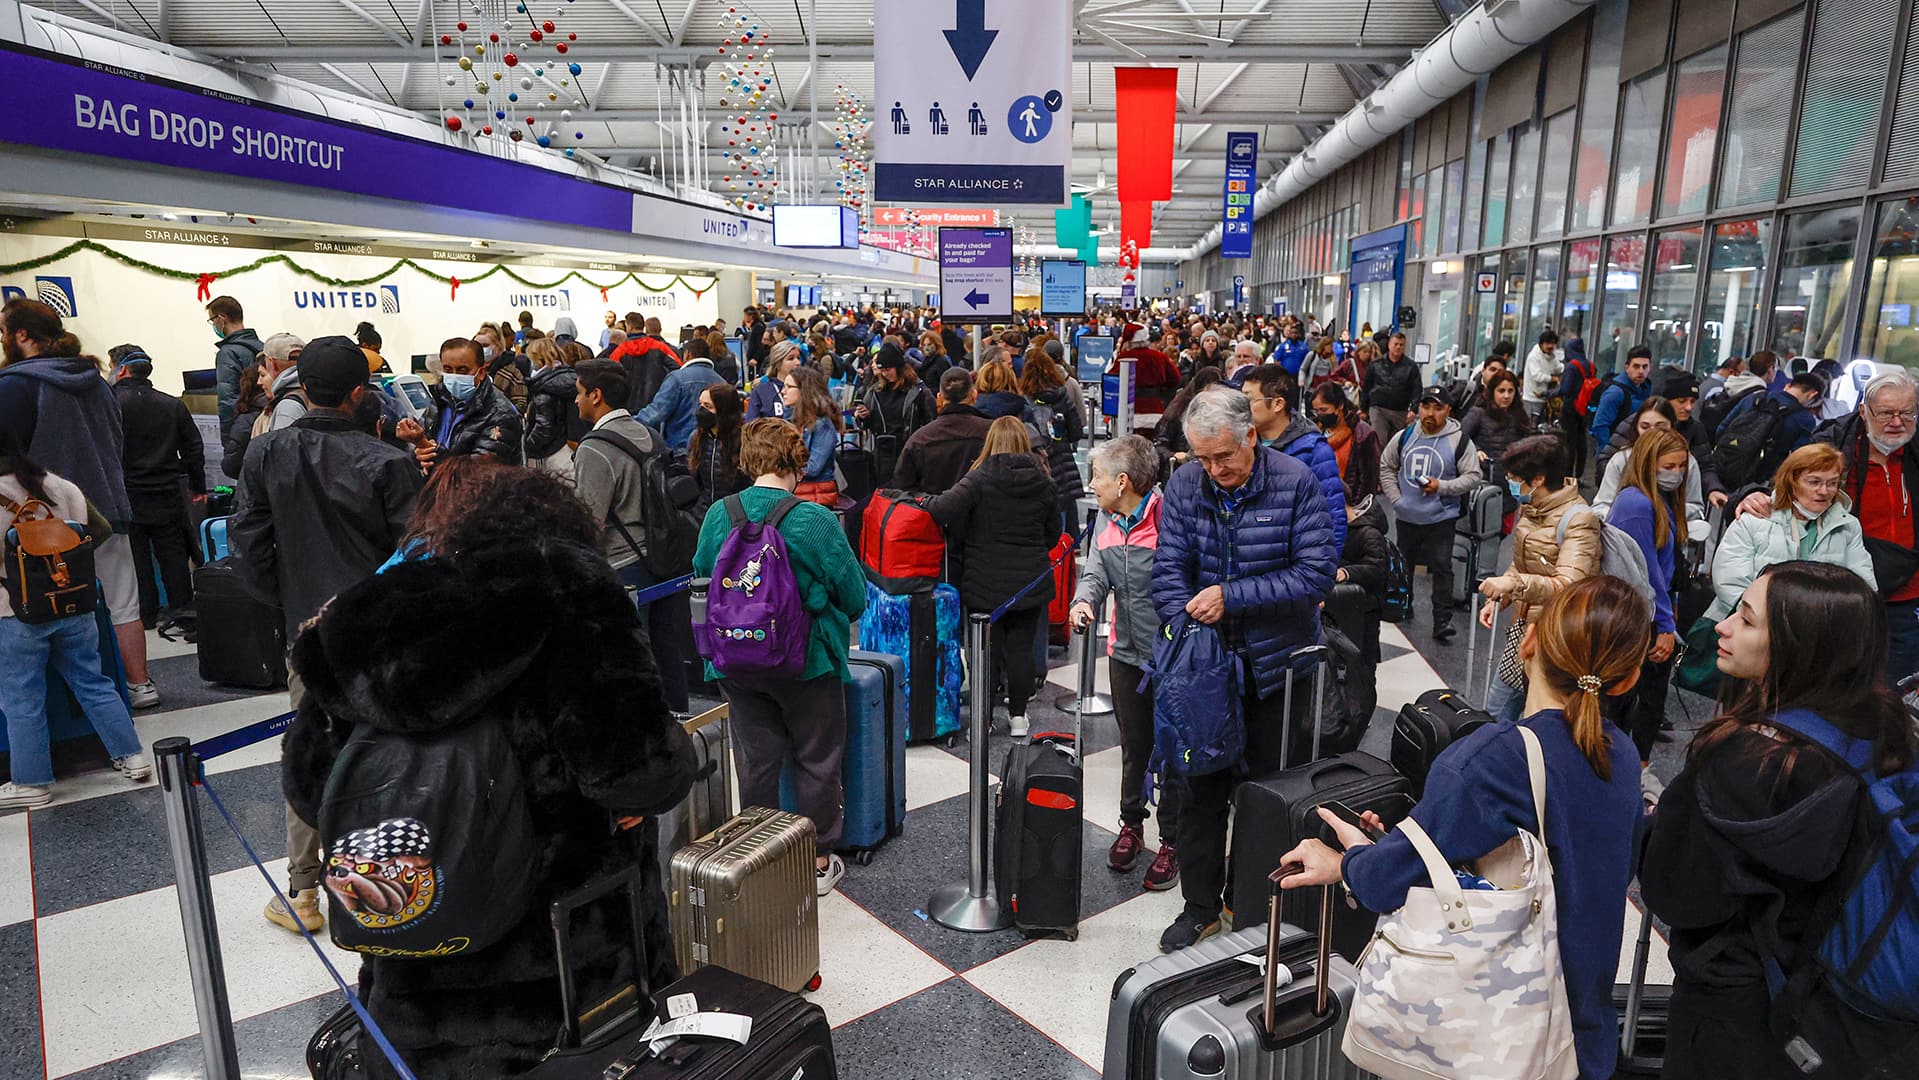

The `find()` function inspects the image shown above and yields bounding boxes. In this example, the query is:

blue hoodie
[1588,371,1651,448]
[0,355,131,525]
[1273,336,1311,376]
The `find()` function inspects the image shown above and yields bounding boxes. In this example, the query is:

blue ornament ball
[463,98,475,108]
[495,109,506,119]
[565,148,576,157]
[537,135,551,146]
[568,62,581,75]
[574,131,584,139]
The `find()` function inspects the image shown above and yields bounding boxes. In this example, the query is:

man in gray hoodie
[1380,385,1483,642]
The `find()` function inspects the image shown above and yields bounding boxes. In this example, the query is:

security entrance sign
[938,228,1014,323]
[873,0,1072,205]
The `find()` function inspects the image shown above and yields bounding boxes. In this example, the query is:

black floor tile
[830,977,1098,1080]
[63,991,341,1080]
[0,921,41,1080]
[142,654,279,714]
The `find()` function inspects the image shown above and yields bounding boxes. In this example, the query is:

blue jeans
[1886,600,1919,690]
[1484,672,1525,724]
[0,614,142,786]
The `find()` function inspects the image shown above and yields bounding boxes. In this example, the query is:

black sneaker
[1158,910,1221,953]
[1433,620,1457,643]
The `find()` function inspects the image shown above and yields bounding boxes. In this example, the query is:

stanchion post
[1115,356,1136,436]
[928,613,1010,932]
[155,736,241,1080]
[1066,598,1115,719]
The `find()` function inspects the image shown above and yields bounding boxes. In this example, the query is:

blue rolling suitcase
[856,582,962,744]
[200,514,231,562]
[781,650,907,863]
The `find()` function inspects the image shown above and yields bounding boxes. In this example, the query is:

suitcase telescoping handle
[1277,644,1331,772]
[1265,863,1336,1038]
[550,865,650,1050]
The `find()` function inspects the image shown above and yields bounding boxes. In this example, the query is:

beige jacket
[1489,481,1602,620]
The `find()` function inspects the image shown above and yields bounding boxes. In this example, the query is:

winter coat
[611,335,682,413]
[798,417,837,483]
[1029,386,1087,512]
[1152,447,1340,700]
[1460,404,1532,511]
[1114,347,1182,421]
[1717,387,1820,472]
[1489,481,1602,623]
[1073,489,1164,667]
[223,405,259,482]
[636,359,726,451]
[1588,373,1651,449]
[1522,345,1562,405]
[522,365,578,461]
[1555,345,1597,412]
[744,376,788,422]
[230,413,423,641]
[1324,419,1383,503]
[1273,337,1311,376]
[926,452,1060,614]
[112,375,206,517]
[1706,497,1877,621]
[1360,354,1421,413]
[487,354,528,417]
[892,404,992,496]
[423,375,526,465]
[1593,449,1710,537]
[857,379,936,486]
[689,432,749,519]
[281,537,697,1078]
[1266,415,1349,553]
[974,390,1027,420]
[0,354,131,525]
[213,328,264,429]
[1331,495,1391,615]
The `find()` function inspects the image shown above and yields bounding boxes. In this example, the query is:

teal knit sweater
[692,484,867,682]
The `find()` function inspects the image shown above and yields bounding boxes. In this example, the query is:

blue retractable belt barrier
[987,518,1096,624]
[629,573,695,608]
[192,711,296,761]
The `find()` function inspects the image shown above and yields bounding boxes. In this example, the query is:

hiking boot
[814,854,846,897]
[1432,620,1457,644]
[113,753,152,783]
[1108,823,1144,872]
[265,887,324,934]
[1143,845,1180,891]
[0,782,52,810]
[1159,910,1221,953]
[128,681,161,709]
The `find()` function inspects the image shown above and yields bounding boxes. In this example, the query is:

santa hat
[1124,321,1149,345]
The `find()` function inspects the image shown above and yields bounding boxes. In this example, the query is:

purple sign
[1,45,634,234]
[937,227,1013,323]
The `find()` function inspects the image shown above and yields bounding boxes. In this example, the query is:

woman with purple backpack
[692,418,867,896]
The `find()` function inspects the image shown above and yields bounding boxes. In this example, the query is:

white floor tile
[962,887,1184,1073]
[142,628,197,663]
[1080,746,1163,852]
[44,696,294,811]
[1617,903,1674,988]
[809,891,952,1027]
[904,745,975,812]
[1374,647,1447,716]
[0,813,32,928]
[38,858,360,1077]
[1044,659,1112,697]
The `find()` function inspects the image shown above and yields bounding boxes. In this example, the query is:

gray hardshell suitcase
[1102,877,1379,1080]
[668,806,822,994]
[1451,482,1503,603]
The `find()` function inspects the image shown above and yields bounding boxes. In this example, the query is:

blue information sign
[1075,331,1113,385]
[1040,259,1087,316]
[1222,132,1257,260]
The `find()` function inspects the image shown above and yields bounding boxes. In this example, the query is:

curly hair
[403,457,597,555]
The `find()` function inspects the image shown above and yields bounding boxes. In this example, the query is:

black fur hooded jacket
[282,536,696,1077]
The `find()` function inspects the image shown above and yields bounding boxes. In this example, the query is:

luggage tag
[1233,952,1298,989]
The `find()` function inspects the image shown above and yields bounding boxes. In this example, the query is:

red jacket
[1113,346,1182,417]
[610,335,682,412]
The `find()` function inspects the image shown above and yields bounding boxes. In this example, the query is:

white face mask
[1869,430,1913,456]
[1656,469,1686,492]
[1793,500,1826,520]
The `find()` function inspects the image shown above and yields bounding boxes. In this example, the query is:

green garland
[0,239,718,294]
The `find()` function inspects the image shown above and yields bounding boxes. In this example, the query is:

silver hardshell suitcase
[1102,876,1379,1080]
[668,806,821,995]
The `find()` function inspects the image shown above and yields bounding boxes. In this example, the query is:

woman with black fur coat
[282,464,696,1078]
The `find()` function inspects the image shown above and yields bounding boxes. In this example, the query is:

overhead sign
[1222,131,1257,260]
[937,227,1014,323]
[1121,282,1137,309]
[772,205,859,249]
[1039,259,1087,316]
[1233,274,1246,308]
[873,0,1072,205]
[873,207,999,227]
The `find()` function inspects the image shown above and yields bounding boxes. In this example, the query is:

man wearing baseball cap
[1379,384,1483,642]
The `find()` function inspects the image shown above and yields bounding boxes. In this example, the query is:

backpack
[317,715,537,958]
[1569,357,1602,417]
[1380,539,1413,624]
[1143,615,1245,796]
[860,489,946,590]
[251,383,311,438]
[698,494,812,678]
[1,496,96,624]
[1554,507,1656,605]
[1699,383,1765,445]
[1710,393,1793,490]
[580,427,702,579]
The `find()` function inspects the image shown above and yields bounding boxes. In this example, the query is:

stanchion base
[1065,694,1115,718]
[927,882,1011,933]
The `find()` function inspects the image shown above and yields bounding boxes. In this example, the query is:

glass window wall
[1422,168,1445,260]
[1442,159,1465,254]
[1463,128,1487,255]
[1600,235,1646,371]
[1410,170,1427,255]
[1718,9,1805,208]
[1573,0,1628,232]
[1771,205,1861,364]
[1698,218,1771,370]
[1612,72,1669,226]
[1563,238,1602,343]
[1530,245,1562,340]
[1471,253,1502,358]
[1502,247,1531,345]
[1659,46,1728,219]
[1862,197,1919,371]
[1647,227,1705,368]
[1483,134,1512,249]
[1791,0,1898,197]
[1537,110,1573,240]
[1509,123,1542,245]
[1420,261,1466,371]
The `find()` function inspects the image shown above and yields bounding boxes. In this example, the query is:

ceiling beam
[208,42,1414,64]
[604,0,673,48]
[332,0,413,49]
[1196,61,1251,115]
[672,0,701,46]
[154,0,169,42]
[571,108,1340,126]
[318,61,385,102]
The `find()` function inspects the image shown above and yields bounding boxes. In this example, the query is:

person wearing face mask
[401,338,526,471]
[1476,435,1603,723]
[1328,489,1392,727]
[1592,397,1710,537]
[1309,382,1381,504]
[636,334,727,452]
[1606,427,1690,765]
[206,295,262,431]
[1243,364,1347,552]
[854,340,935,487]
[522,336,581,476]
[471,324,528,417]
[689,382,749,517]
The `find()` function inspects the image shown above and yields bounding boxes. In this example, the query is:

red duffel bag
[861,489,945,591]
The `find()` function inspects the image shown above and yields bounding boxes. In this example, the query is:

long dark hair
[0,426,53,505]
[690,382,744,475]
[1697,562,1914,776]
[1481,369,1530,432]
[1159,366,1223,435]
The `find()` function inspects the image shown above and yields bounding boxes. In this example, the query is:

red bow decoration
[692,284,711,299]
[195,273,217,301]
[450,276,460,300]
[600,287,609,303]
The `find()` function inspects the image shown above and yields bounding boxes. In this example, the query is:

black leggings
[990,606,1044,718]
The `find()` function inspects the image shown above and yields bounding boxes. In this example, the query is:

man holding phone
[1380,386,1482,643]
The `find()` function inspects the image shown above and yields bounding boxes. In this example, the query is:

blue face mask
[1509,478,1531,504]
[442,372,478,402]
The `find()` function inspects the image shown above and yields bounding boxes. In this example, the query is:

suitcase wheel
[944,733,960,749]
[806,973,822,992]
[855,850,874,867]
[1063,928,1078,942]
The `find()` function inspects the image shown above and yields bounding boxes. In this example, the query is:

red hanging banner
[1121,201,1153,260]
[1115,67,1177,203]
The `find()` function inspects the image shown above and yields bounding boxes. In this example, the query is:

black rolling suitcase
[995,719,1083,939]
[1391,688,1495,798]
[1613,906,1669,1078]
[193,557,286,689]
[1227,647,1414,960]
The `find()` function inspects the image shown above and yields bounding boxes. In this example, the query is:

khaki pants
[284,669,324,892]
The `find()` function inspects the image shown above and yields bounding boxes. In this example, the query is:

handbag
[1342,726,1579,1080]
[1672,615,1723,697]
[1496,617,1529,692]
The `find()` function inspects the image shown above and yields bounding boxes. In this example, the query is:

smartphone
[1322,800,1385,843]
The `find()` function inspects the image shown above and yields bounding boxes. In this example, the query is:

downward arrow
[943,0,998,81]
[964,288,989,309]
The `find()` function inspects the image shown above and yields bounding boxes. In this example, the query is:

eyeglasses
[1798,476,1843,493]
[1870,408,1919,425]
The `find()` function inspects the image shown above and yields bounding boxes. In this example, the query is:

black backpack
[318,716,537,958]
[582,426,702,578]
[1699,384,1764,446]
[1710,393,1792,489]
[2,496,96,624]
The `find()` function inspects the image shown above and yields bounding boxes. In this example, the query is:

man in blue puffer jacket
[1152,388,1339,952]
[1242,364,1346,552]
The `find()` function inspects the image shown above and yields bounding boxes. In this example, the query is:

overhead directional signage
[1040,259,1087,316]
[938,227,1014,323]
[1222,132,1258,260]
[1233,274,1246,308]
[873,0,1072,206]
[1121,283,1137,309]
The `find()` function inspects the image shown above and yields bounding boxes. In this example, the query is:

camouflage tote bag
[1341,726,1578,1080]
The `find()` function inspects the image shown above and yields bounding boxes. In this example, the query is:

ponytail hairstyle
[1621,427,1690,550]
[1527,576,1652,781]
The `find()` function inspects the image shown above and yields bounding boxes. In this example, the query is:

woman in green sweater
[692,418,867,895]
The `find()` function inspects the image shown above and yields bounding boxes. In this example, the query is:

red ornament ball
[542,19,555,31]
[502,52,519,65]
[444,115,463,131]
[525,115,535,124]
[439,33,451,44]
[456,20,467,30]
[555,42,567,52]
[488,32,498,42]
[567,32,576,40]
[528,30,542,41]
[482,125,494,135]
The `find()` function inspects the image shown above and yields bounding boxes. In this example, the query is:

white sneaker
[114,753,153,783]
[128,681,161,709]
[1008,715,1029,738]
[0,782,52,809]
[814,854,846,897]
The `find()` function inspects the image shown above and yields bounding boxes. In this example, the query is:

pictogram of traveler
[1019,99,1041,140]
[968,102,986,136]
[891,101,910,135]
[929,102,949,136]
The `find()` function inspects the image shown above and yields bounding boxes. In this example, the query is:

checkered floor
[3,598,1683,1079]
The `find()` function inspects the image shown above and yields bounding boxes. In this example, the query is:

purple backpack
[699,494,812,678]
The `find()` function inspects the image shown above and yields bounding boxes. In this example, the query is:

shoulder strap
[1397,819,1471,929]
[581,427,652,466]
[1765,708,1877,776]
[1516,725,1548,850]
[763,494,804,530]
[723,493,748,530]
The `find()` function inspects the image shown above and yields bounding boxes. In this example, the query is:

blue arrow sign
[944,0,999,81]
[964,288,990,309]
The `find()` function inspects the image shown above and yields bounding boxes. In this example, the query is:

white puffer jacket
[1705,495,1877,621]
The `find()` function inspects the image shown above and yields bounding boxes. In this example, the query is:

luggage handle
[1277,645,1331,772]
[549,865,650,1051]
[681,702,729,735]
[1257,864,1340,1047]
